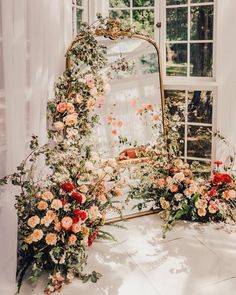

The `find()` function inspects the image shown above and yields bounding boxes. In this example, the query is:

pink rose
[66,102,75,114]
[57,102,67,113]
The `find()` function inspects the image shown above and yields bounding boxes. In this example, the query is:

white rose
[63,113,78,126]
[54,121,64,131]
[87,205,99,221]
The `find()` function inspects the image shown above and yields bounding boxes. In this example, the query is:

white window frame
[72,0,89,36]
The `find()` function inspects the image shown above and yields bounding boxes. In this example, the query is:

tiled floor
[21,215,236,295]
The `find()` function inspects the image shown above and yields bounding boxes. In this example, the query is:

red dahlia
[61,182,75,193]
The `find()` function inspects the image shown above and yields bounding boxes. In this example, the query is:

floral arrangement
[0,19,126,294]
[129,156,236,237]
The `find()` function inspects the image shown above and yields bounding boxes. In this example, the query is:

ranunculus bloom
[31,229,44,242]
[158,178,166,188]
[208,201,218,214]
[214,160,223,165]
[51,199,63,210]
[71,191,84,204]
[146,104,153,111]
[61,182,75,193]
[66,102,75,114]
[27,215,40,228]
[37,201,48,211]
[25,235,33,244]
[198,207,207,217]
[208,186,217,197]
[61,216,73,230]
[111,129,117,135]
[63,113,78,126]
[68,234,77,245]
[57,102,67,113]
[75,93,83,104]
[45,233,57,245]
[86,98,96,110]
[152,114,160,121]
[54,121,64,131]
[71,222,81,234]
[170,184,179,193]
[42,191,54,201]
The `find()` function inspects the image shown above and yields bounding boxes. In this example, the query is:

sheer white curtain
[0,1,72,293]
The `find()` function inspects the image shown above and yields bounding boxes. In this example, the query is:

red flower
[71,191,83,203]
[61,182,75,193]
[208,186,217,197]
[72,215,80,223]
[214,160,223,165]
[60,198,67,205]
[88,233,97,247]
[73,209,87,221]
[212,173,232,184]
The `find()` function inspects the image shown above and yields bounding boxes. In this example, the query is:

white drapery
[0,1,72,293]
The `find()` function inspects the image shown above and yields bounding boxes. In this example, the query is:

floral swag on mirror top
[0,16,236,294]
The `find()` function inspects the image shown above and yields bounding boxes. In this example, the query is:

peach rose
[32,229,44,242]
[25,235,33,244]
[42,191,54,201]
[69,234,77,245]
[86,98,96,110]
[87,205,99,221]
[198,207,207,217]
[208,201,218,214]
[160,197,170,210]
[170,184,179,193]
[63,113,78,126]
[51,199,63,210]
[146,104,153,111]
[45,233,57,245]
[61,216,73,230]
[97,193,107,204]
[37,201,48,211]
[57,102,67,113]
[78,184,89,194]
[66,102,75,114]
[158,178,166,188]
[75,94,83,104]
[71,222,81,234]
[54,222,62,232]
[54,121,64,131]
[27,216,40,228]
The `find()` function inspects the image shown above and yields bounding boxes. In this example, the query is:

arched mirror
[93,20,167,220]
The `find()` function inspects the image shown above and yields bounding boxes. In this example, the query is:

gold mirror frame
[65,20,167,221]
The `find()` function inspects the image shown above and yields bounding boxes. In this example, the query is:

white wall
[217,0,236,153]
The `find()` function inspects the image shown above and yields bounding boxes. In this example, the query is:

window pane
[187,159,211,178]
[133,0,154,7]
[166,0,187,5]
[187,126,212,158]
[109,0,130,8]
[166,43,187,76]
[76,9,83,32]
[165,90,186,121]
[167,8,188,41]
[188,91,213,124]
[109,10,131,25]
[76,0,82,5]
[191,0,214,3]
[191,6,214,40]
[133,9,154,36]
[190,43,213,77]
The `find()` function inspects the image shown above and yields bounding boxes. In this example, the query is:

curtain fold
[0,1,72,293]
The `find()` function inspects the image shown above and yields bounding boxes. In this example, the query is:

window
[72,0,88,36]
[109,0,157,37]
[165,0,214,78]
[165,87,215,173]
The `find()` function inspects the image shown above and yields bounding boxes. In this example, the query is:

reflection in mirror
[94,37,163,160]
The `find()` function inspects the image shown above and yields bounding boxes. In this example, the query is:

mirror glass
[94,37,164,161]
